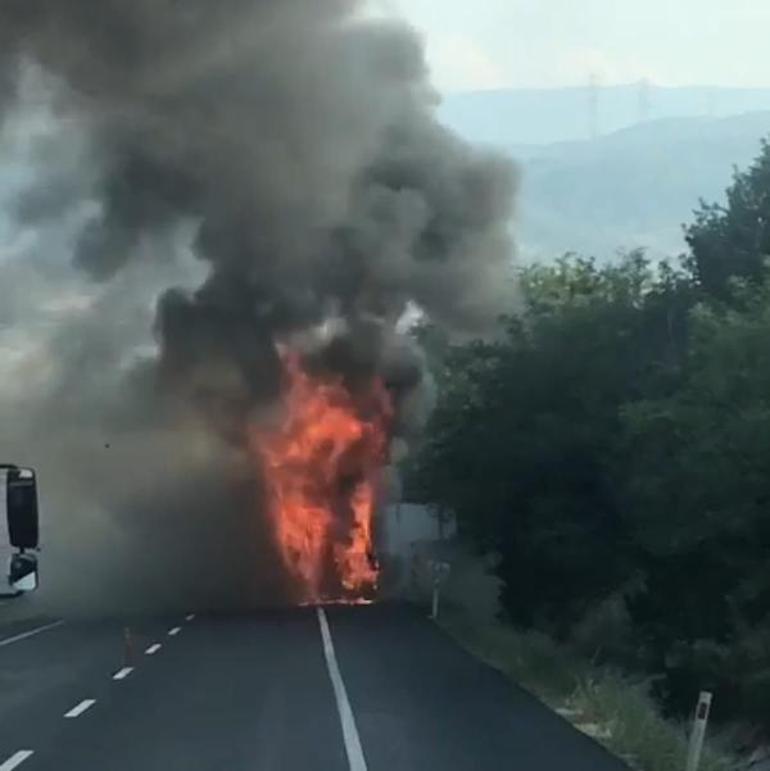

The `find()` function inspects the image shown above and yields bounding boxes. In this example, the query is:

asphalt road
[0,604,628,770]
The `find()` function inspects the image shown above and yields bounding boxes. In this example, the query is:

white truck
[0,464,39,598]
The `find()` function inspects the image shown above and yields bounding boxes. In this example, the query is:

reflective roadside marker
[685,691,713,771]
[428,560,451,621]
[123,627,134,667]
[431,583,439,621]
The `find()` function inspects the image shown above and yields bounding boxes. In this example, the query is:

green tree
[411,253,693,635]
[410,137,770,725]
[686,138,770,298]
[619,280,770,718]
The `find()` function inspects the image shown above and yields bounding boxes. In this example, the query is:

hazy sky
[382,0,770,93]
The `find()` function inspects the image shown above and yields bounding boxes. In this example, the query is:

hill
[439,84,770,146]
[515,111,770,260]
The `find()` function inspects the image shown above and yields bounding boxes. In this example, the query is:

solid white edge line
[168,627,181,636]
[316,608,368,771]
[64,699,96,718]
[0,620,65,648]
[145,643,161,655]
[0,750,34,770]
[112,667,134,680]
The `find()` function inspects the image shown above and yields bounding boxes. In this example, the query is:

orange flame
[255,353,392,604]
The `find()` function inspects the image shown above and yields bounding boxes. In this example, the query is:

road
[0,604,627,770]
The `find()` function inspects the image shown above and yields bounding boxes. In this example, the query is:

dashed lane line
[145,643,162,655]
[112,667,134,680]
[0,751,34,770]
[64,699,96,719]
[168,627,181,636]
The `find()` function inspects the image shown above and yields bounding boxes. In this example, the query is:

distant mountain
[438,89,770,262]
[439,84,770,147]
[513,112,770,261]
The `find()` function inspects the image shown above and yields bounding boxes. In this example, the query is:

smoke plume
[0,0,517,612]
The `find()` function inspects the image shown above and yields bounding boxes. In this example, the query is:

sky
[379,0,770,93]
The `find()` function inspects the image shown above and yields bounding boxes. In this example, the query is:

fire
[256,352,392,604]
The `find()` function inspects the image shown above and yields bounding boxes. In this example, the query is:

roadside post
[685,691,713,771]
[123,626,135,667]
[428,560,451,621]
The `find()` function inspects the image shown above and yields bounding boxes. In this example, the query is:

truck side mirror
[6,467,39,550]
[1,465,40,595]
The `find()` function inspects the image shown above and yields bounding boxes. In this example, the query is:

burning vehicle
[0,0,517,608]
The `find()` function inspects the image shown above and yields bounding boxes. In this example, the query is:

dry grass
[437,607,739,771]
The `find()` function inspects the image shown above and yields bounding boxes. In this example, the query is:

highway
[0,604,628,770]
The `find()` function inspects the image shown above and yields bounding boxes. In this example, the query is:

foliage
[619,282,770,719]
[409,252,693,635]
[409,136,770,729]
[686,138,770,297]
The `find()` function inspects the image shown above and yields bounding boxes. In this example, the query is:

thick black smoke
[0,0,516,611]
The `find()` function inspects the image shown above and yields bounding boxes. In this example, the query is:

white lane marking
[145,643,162,655]
[0,750,34,770]
[64,699,96,718]
[167,627,181,636]
[185,613,195,622]
[0,620,64,648]
[112,667,134,680]
[316,608,368,771]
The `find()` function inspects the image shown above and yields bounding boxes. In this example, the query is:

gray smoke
[0,0,517,612]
